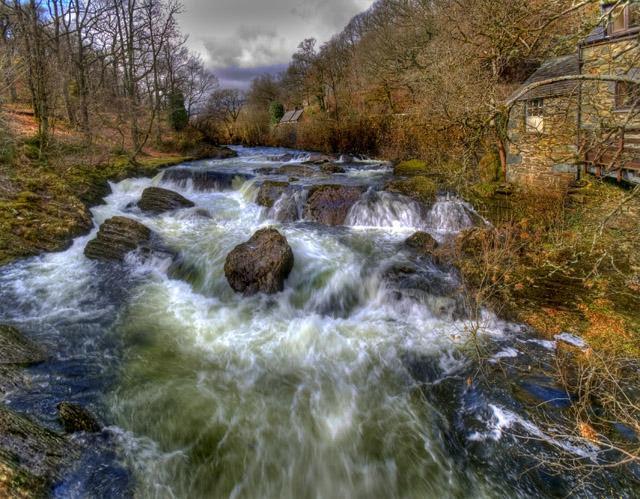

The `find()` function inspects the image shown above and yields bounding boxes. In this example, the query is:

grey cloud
[215,64,288,90]
[180,0,374,87]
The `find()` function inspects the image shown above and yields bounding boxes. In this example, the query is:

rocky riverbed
[0,147,637,498]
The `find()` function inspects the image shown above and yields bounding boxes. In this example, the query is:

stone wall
[507,95,579,190]
[581,37,640,130]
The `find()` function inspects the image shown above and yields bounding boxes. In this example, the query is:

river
[0,147,636,498]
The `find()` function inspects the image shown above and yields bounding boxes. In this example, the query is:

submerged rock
[224,228,294,295]
[304,185,364,226]
[0,325,46,366]
[0,405,79,498]
[84,217,152,262]
[303,153,335,165]
[137,187,194,214]
[320,163,346,174]
[384,264,468,320]
[276,165,318,177]
[405,231,438,255]
[267,153,295,162]
[256,181,289,208]
[57,402,102,434]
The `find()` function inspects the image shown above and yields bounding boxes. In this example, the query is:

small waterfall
[425,195,486,234]
[162,169,254,192]
[345,190,427,230]
[269,189,307,223]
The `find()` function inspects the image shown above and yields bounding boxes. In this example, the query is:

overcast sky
[179,0,374,89]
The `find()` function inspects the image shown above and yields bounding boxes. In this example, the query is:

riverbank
[0,106,236,266]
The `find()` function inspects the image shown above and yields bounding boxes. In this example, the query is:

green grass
[393,159,429,177]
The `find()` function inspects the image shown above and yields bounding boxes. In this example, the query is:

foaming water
[0,148,629,498]
[346,189,427,231]
[426,195,487,235]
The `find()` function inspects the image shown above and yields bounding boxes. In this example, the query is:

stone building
[507,1,640,189]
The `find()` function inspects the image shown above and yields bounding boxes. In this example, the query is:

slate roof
[511,54,580,101]
[279,109,304,124]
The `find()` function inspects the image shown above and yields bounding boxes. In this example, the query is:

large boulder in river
[256,181,289,208]
[224,228,294,296]
[137,187,194,214]
[84,217,152,262]
[304,185,364,226]
[57,402,102,434]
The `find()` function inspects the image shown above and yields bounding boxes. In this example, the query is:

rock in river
[0,324,46,366]
[57,402,102,434]
[224,228,294,296]
[0,405,79,498]
[405,231,438,256]
[84,216,152,262]
[137,187,194,214]
[256,181,289,208]
[304,185,364,226]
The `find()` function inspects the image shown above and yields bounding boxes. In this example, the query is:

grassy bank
[0,106,238,266]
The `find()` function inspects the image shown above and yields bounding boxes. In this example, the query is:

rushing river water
[0,147,637,498]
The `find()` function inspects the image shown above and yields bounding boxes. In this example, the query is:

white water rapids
[0,147,628,498]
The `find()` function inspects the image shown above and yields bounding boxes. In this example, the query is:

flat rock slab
[0,325,46,366]
[224,228,294,296]
[0,405,79,498]
[84,217,152,262]
[137,187,194,214]
[304,185,364,226]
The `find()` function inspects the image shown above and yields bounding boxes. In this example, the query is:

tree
[204,88,244,143]
[269,101,284,124]
[168,90,188,131]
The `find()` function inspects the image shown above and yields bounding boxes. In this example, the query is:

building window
[606,3,640,34]
[525,99,544,133]
[610,5,627,33]
[615,81,640,110]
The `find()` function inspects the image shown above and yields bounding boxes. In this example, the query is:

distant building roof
[511,55,580,102]
[279,109,304,124]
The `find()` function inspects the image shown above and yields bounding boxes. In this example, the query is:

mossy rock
[385,176,437,204]
[393,159,428,177]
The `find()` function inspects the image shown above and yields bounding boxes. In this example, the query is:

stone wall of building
[507,95,579,190]
[581,37,640,131]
